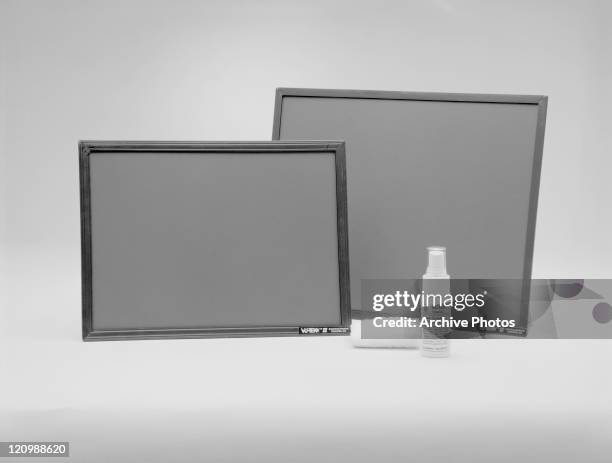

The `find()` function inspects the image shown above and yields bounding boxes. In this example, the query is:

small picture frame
[80,141,350,340]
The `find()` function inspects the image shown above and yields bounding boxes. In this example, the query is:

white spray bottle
[421,246,451,357]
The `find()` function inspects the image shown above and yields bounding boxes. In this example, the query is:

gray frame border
[272,88,548,334]
[79,140,351,341]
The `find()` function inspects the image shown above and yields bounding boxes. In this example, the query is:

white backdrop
[1,1,611,462]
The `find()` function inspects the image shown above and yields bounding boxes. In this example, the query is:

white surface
[2,1,612,461]
[2,250,611,461]
[3,333,612,461]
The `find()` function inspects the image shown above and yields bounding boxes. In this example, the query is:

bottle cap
[426,246,447,276]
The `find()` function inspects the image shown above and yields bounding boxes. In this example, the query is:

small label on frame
[299,327,349,335]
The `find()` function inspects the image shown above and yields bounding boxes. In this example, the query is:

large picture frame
[80,141,350,340]
[273,88,548,335]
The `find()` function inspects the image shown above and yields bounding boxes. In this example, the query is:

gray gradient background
[1,1,611,462]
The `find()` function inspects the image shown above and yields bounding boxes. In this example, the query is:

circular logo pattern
[592,302,612,324]
[551,279,584,298]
